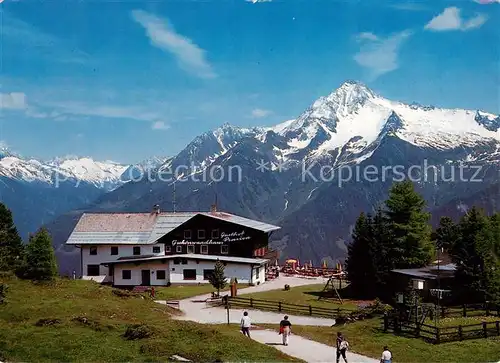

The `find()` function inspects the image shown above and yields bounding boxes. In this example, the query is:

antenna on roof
[210,192,218,213]
[173,179,177,213]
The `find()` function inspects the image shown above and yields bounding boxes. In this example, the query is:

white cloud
[251,108,273,118]
[354,30,412,79]
[151,121,170,130]
[463,14,488,30]
[0,92,27,109]
[245,0,272,3]
[26,99,166,126]
[424,7,487,31]
[357,32,379,41]
[131,10,216,79]
[473,0,500,4]
[390,3,429,11]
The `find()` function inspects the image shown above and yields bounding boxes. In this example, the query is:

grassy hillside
[0,277,298,362]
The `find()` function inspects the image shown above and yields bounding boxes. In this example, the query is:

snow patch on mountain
[0,151,169,191]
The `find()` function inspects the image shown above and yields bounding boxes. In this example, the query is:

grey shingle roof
[146,213,196,243]
[199,212,281,233]
[66,231,153,245]
[65,211,280,245]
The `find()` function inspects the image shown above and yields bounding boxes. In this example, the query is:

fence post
[278,301,282,312]
[463,304,467,317]
[415,322,420,337]
[486,303,490,316]
[250,298,253,308]
[458,325,463,341]
[441,306,445,319]
[435,327,440,344]
[483,322,488,338]
[309,305,312,315]
[383,314,388,332]
[496,321,499,336]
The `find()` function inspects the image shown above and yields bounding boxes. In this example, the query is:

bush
[112,289,134,298]
[0,283,7,304]
[123,324,153,340]
[71,315,114,331]
[0,271,16,279]
[335,299,393,325]
[35,318,61,327]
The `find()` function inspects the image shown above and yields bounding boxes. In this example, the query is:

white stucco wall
[169,259,265,284]
[113,261,170,286]
[81,243,164,281]
[253,265,266,285]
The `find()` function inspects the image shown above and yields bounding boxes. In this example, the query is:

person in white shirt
[240,311,251,337]
[381,346,392,363]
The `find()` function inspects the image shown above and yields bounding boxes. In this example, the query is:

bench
[132,286,151,293]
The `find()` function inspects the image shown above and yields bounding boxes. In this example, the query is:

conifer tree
[434,216,459,251]
[20,228,58,281]
[384,180,434,268]
[371,207,396,295]
[0,203,24,273]
[451,208,500,303]
[346,212,379,298]
[208,259,227,296]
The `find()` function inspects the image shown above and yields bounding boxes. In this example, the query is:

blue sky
[1,0,499,163]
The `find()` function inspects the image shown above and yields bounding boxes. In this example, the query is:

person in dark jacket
[279,316,292,345]
[336,332,348,363]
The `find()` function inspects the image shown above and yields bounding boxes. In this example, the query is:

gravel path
[156,276,378,362]
[158,276,335,325]
[248,329,377,363]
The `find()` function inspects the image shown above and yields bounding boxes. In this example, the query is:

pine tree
[434,216,459,251]
[384,180,434,268]
[346,212,379,298]
[208,259,227,296]
[20,228,58,281]
[0,203,24,273]
[451,207,500,303]
[371,207,396,296]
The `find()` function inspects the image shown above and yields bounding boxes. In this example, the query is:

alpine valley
[3,81,499,274]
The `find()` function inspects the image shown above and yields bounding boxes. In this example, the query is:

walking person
[240,311,251,338]
[336,332,349,363]
[380,346,392,363]
[279,315,292,346]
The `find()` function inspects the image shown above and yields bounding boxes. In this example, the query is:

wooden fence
[439,303,500,318]
[220,296,354,318]
[384,314,500,344]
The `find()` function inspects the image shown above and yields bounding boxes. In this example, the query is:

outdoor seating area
[280,258,347,279]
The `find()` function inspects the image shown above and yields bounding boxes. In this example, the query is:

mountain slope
[42,81,499,271]
[0,152,168,238]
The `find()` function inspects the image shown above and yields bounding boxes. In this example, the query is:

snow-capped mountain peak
[253,81,500,166]
[0,153,170,191]
[323,80,377,112]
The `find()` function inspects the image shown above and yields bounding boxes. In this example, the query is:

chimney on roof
[152,204,160,215]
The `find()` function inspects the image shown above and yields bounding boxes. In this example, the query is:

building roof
[66,211,280,245]
[391,268,438,280]
[392,263,456,280]
[199,212,281,233]
[146,213,199,243]
[101,253,268,266]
